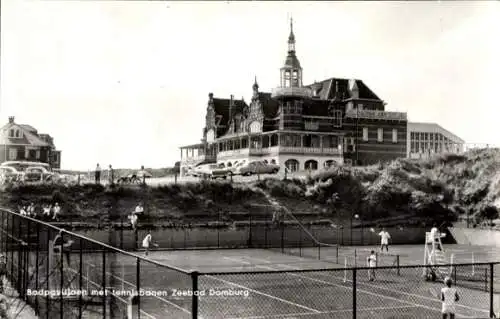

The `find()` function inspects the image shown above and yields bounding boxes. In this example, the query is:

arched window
[284,159,299,172]
[304,160,318,170]
[324,160,335,168]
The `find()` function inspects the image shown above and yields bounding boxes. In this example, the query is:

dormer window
[15,130,20,138]
[9,129,14,137]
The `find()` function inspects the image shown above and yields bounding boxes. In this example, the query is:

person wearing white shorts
[378,228,391,252]
[441,277,459,319]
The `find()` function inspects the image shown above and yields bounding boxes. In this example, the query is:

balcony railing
[345,109,407,121]
[247,146,342,156]
[271,87,313,98]
[217,148,250,158]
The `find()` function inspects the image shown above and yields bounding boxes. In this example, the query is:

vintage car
[24,166,58,182]
[195,163,232,179]
[233,161,280,176]
[0,166,24,184]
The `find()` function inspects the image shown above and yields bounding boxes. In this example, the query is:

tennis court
[42,244,497,318]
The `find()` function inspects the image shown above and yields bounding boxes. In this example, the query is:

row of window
[410,132,448,142]
[7,148,40,160]
[410,141,461,154]
[362,128,398,143]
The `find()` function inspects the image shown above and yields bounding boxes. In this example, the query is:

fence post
[46,228,50,319]
[35,223,40,315]
[102,249,106,318]
[248,214,252,248]
[490,263,494,318]
[60,232,64,319]
[352,268,357,319]
[191,271,199,319]
[280,223,285,253]
[79,238,83,319]
[119,216,123,249]
[299,227,302,257]
[136,258,141,319]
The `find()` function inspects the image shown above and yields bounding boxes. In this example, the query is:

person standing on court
[367,250,377,281]
[378,227,391,252]
[95,163,101,184]
[142,231,158,256]
[441,276,459,319]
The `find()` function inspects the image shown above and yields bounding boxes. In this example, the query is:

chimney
[8,116,14,124]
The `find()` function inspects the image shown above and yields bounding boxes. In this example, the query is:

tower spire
[288,16,295,53]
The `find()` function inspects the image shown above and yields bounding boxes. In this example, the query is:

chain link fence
[1,207,499,318]
[0,208,194,319]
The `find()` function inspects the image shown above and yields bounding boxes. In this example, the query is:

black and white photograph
[0,1,499,318]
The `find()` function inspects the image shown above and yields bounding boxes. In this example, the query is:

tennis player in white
[441,276,459,319]
[367,250,377,281]
[378,228,391,252]
[142,231,158,256]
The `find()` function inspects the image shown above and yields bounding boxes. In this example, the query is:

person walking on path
[95,163,101,184]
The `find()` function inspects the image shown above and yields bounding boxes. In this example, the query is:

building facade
[180,20,408,176]
[407,122,464,159]
[0,117,62,168]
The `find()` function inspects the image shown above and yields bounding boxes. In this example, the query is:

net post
[354,249,357,268]
[336,245,339,264]
[396,255,400,276]
[375,252,378,267]
[472,252,475,276]
[490,263,494,318]
[352,268,357,319]
[79,238,83,319]
[191,271,199,319]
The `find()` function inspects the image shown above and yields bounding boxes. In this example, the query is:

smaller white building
[407,122,465,159]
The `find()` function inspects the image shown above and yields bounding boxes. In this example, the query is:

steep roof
[258,92,280,118]
[211,97,248,136]
[0,123,50,147]
[305,78,382,101]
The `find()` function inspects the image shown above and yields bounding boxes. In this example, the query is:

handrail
[0,206,191,274]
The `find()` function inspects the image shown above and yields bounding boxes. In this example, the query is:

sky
[1,1,499,170]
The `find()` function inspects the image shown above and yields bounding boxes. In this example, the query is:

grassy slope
[0,149,498,227]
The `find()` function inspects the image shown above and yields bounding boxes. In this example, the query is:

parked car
[195,164,231,179]
[234,161,280,176]
[0,166,24,184]
[23,166,58,182]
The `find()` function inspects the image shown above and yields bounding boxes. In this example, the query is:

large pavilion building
[179,20,449,176]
